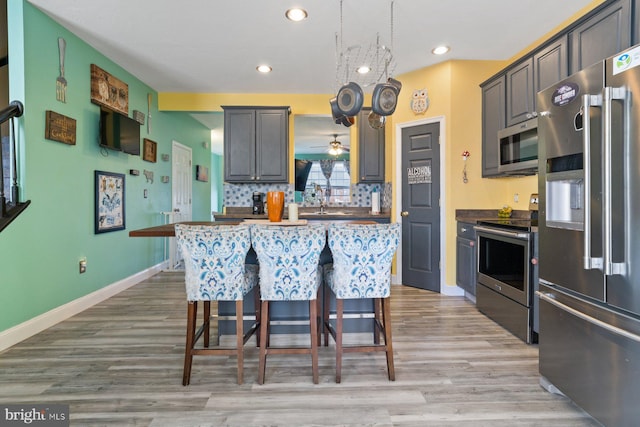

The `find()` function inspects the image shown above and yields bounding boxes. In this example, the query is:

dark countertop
[455,208,534,223]
[215,206,391,222]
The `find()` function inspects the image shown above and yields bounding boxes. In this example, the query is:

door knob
[401,211,409,217]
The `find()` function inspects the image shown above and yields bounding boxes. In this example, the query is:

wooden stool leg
[254,286,261,347]
[183,301,196,386]
[204,301,211,347]
[373,298,381,345]
[335,298,344,383]
[236,299,244,385]
[316,287,322,347]
[382,297,395,381]
[258,300,269,385]
[310,299,319,384]
[324,282,331,346]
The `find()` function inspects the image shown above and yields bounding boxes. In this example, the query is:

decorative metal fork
[56,37,67,103]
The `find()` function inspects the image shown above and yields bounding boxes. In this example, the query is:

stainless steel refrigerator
[537,44,640,426]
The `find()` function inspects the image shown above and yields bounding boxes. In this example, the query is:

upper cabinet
[481,76,505,178]
[569,0,632,73]
[506,58,534,127]
[223,106,289,183]
[358,107,385,183]
[506,36,568,127]
[534,36,569,95]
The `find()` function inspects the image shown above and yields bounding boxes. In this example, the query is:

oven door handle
[474,226,529,240]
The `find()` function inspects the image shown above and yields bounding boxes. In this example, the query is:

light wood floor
[0,272,599,426]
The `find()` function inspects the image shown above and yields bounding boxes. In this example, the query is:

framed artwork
[90,64,129,115]
[143,138,157,163]
[95,170,125,234]
[196,165,208,182]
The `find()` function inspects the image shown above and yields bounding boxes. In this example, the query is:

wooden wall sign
[45,110,76,145]
[90,64,129,115]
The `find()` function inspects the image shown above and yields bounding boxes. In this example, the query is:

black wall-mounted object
[99,108,141,155]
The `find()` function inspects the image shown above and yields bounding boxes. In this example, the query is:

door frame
[394,115,456,295]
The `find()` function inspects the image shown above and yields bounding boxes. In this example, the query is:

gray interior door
[401,122,440,292]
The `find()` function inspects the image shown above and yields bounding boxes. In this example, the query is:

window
[304,160,350,204]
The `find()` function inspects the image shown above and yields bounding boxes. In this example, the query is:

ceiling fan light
[256,65,272,73]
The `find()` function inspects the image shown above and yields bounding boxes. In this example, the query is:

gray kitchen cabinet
[223,106,289,183]
[456,221,477,296]
[507,37,568,127]
[569,0,631,73]
[506,58,534,127]
[534,36,569,96]
[481,75,505,177]
[358,107,385,183]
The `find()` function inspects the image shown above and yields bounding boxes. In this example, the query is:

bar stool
[250,224,326,384]
[323,222,400,383]
[175,224,260,385]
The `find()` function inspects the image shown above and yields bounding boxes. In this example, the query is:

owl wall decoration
[411,88,429,114]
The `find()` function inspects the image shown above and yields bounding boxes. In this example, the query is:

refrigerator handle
[538,291,640,343]
[603,87,627,276]
[582,93,603,271]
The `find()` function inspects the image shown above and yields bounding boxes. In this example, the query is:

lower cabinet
[456,222,477,296]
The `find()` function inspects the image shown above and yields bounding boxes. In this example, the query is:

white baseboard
[0,262,166,352]
[441,284,465,296]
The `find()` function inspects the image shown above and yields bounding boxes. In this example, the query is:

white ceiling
[26,0,596,153]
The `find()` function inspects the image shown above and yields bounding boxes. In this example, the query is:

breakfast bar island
[129,208,391,338]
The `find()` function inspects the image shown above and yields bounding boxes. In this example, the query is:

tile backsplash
[224,182,391,209]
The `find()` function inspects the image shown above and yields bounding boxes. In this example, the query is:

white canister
[289,203,299,221]
[371,192,380,215]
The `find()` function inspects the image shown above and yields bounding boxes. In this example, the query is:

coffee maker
[252,192,264,215]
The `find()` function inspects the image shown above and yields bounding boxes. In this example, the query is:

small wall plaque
[45,110,76,145]
[133,110,145,125]
[161,176,170,183]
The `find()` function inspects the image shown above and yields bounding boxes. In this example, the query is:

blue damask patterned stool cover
[324,222,400,383]
[174,224,260,386]
[250,224,326,384]
[250,224,325,301]
[175,224,258,302]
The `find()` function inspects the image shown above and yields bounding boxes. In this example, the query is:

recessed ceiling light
[285,8,308,21]
[357,66,371,74]
[432,45,450,55]
[256,65,272,73]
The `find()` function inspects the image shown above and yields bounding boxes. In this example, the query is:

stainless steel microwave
[498,117,538,175]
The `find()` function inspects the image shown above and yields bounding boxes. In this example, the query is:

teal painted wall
[0,2,211,332]
[211,153,224,213]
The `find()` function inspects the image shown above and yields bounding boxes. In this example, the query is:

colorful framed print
[196,165,208,182]
[95,170,125,234]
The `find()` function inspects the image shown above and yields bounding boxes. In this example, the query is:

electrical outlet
[79,258,87,274]
[514,193,519,203]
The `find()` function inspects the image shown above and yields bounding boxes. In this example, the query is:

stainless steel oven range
[474,199,539,344]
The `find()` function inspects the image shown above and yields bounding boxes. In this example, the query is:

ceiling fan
[328,134,349,155]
